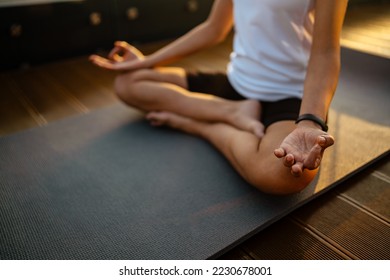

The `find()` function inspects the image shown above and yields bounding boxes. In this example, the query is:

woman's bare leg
[114,67,264,137]
[146,111,317,195]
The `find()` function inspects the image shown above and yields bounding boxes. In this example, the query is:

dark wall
[0,0,213,70]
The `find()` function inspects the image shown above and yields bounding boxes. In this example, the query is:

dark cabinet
[0,0,213,70]
[0,1,116,69]
[115,0,213,42]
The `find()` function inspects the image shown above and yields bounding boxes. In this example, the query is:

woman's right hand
[89,41,148,71]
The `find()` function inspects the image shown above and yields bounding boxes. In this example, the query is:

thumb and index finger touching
[108,41,134,61]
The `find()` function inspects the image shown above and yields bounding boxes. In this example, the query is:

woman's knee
[114,71,144,103]
[248,167,317,195]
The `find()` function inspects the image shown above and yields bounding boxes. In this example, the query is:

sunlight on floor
[341,3,390,58]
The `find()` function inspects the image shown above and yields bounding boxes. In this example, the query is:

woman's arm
[90,0,233,71]
[299,0,349,123]
[275,0,348,176]
[146,0,234,67]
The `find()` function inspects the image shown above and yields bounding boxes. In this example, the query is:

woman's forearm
[145,22,229,67]
[299,50,341,121]
[298,0,347,123]
[144,0,233,68]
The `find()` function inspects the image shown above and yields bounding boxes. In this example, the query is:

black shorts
[186,71,302,128]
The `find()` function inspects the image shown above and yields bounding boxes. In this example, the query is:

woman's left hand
[274,125,334,177]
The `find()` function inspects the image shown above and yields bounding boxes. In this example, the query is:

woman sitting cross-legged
[90,0,348,195]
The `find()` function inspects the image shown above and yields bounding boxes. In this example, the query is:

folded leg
[114,67,264,137]
[147,111,317,195]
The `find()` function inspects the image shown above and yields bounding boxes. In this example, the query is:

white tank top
[227,0,315,101]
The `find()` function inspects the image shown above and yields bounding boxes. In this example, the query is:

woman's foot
[229,100,264,138]
[146,111,204,136]
[147,99,264,138]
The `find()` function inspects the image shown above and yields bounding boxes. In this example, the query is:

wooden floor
[0,2,389,259]
[341,1,390,58]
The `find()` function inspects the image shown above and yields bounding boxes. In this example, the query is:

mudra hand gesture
[89,41,145,71]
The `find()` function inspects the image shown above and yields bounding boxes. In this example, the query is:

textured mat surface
[0,49,389,259]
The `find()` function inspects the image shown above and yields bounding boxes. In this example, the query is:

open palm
[274,126,334,176]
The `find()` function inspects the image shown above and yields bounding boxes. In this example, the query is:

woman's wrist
[295,114,328,132]
[141,55,154,68]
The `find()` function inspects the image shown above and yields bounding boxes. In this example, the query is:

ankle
[225,101,240,123]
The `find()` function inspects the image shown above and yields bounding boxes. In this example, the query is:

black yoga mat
[0,48,389,259]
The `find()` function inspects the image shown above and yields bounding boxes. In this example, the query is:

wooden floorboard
[6,69,81,123]
[0,73,41,134]
[337,172,390,221]
[375,158,390,176]
[341,2,390,58]
[40,60,117,111]
[240,217,348,260]
[293,192,390,260]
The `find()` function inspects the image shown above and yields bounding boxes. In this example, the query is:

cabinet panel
[0,0,115,69]
[116,0,213,42]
